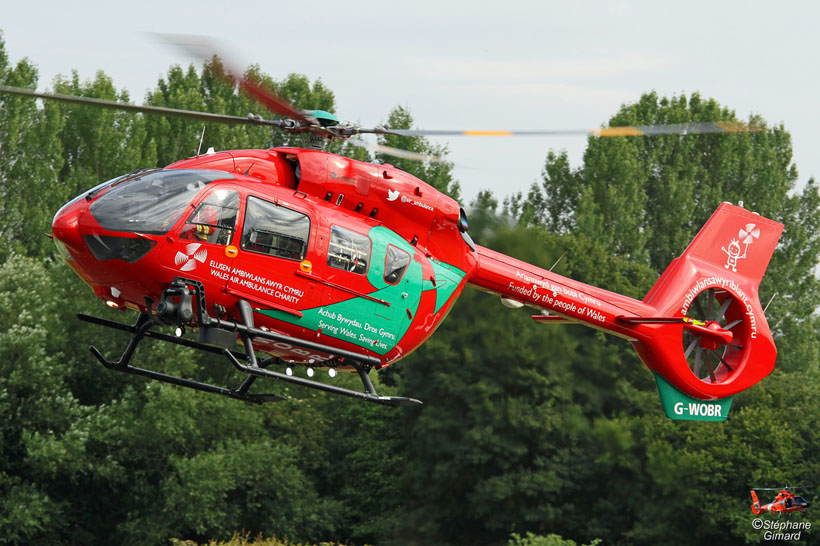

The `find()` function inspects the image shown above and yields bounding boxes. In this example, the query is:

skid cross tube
[79,291,421,406]
[85,312,284,404]
[223,351,421,407]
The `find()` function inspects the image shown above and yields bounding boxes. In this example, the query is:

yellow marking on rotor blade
[715,121,761,133]
[593,127,645,137]
[463,130,514,136]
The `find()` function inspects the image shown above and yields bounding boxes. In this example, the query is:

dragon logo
[175,243,208,272]
[722,224,760,272]
[387,189,400,202]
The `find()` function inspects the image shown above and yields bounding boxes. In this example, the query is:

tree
[0,33,64,260]
[52,70,157,207]
[512,92,820,374]
[393,224,657,545]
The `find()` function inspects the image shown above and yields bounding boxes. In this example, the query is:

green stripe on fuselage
[429,259,466,315]
[259,227,467,355]
[259,226,420,355]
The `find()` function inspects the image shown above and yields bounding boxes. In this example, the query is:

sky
[2,0,818,206]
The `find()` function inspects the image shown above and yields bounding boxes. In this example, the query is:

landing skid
[80,278,422,407]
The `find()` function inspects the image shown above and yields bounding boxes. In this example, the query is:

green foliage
[0,256,344,545]
[0,33,64,260]
[509,91,820,373]
[2,36,820,546]
[508,532,602,546]
[172,532,354,546]
[53,70,156,198]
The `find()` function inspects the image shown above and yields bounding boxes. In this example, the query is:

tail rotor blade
[705,352,717,383]
[685,336,700,358]
[716,297,731,323]
[707,289,715,320]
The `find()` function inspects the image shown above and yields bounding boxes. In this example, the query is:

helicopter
[751,486,812,516]
[0,55,783,418]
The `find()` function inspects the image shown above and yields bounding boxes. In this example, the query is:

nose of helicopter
[51,194,152,309]
[52,198,88,264]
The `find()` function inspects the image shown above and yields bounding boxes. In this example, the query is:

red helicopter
[0,62,783,417]
[751,486,812,516]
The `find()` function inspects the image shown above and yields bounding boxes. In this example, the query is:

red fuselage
[52,147,781,400]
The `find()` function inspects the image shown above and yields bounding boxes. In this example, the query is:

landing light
[328,368,337,378]
[105,300,119,309]
[174,327,184,338]
[307,368,315,378]
[286,367,294,376]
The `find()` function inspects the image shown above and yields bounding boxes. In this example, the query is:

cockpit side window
[180,189,239,245]
[328,226,370,274]
[241,196,310,260]
[384,245,411,284]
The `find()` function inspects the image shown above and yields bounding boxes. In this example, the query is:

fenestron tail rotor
[683,288,745,383]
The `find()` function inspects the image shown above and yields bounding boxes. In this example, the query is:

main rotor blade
[349,138,446,163]
[154,33,310,123]
[383,121,765,138]
[0,84,279,127]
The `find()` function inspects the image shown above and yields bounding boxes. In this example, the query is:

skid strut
[80,278,421,407]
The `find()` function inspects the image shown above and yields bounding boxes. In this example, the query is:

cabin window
[241,196,310,260]
[384,245,411,284]
[181,189,239,245]
[328,226,370,274]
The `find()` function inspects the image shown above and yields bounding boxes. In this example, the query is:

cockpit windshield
[89,170,233,234]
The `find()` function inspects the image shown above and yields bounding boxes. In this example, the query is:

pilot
[183,205,221,243]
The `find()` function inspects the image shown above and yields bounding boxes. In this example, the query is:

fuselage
[51,146,771,402]
[751,490,811,515]
[52,147,477,367]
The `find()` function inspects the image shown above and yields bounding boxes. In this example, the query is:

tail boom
[467,203,783,405]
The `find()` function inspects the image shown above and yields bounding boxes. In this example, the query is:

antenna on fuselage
[196,126,206,156]
[549,252,566,272]
[763,292,778,313]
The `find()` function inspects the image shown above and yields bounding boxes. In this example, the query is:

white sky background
[2,0,818,206]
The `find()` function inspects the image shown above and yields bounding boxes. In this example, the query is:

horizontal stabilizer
[531,314,572,323]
